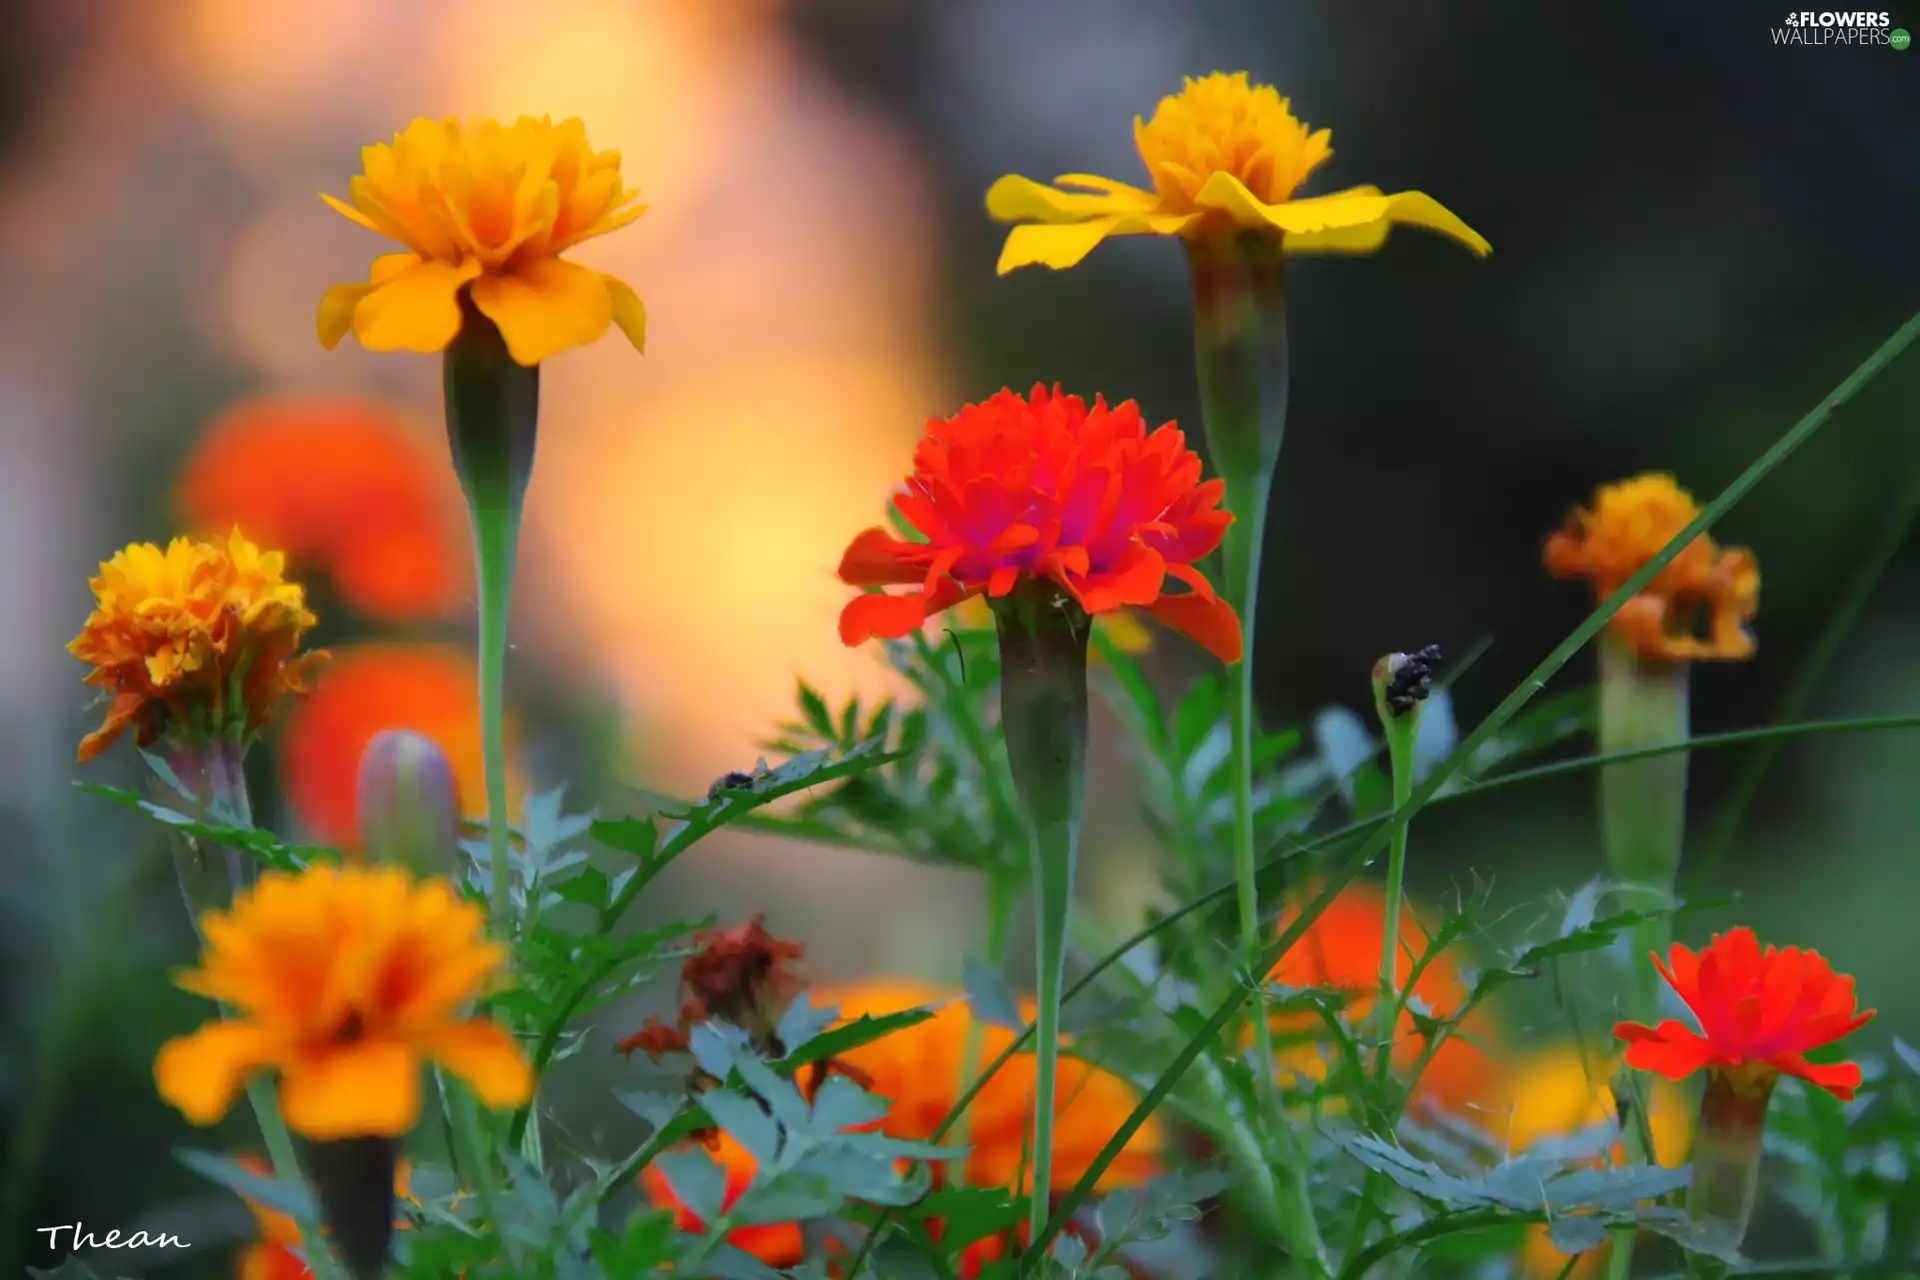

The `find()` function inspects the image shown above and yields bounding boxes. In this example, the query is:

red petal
[1146,592,1243,664]
[1615,1019,1717,1081]
[839,528,930,587]
[839,592,929,646]
[1772,1053,1863,1101]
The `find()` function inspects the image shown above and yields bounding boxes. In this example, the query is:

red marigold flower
[1614,928,1875,1101]
[837,385,1242,662]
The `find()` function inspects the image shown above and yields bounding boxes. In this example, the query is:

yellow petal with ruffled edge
[154,1023,278,1125]
[1194,173,1490,256]
[420,1021,534,1108]
[351,258,484,353]
[995,211,1197,273]
[469,257,614,365]
[316,252,421,348]
[985,173,1158,223]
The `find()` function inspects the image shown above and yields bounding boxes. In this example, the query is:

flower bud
[1371,644,1442,724]
[354,730,459,873]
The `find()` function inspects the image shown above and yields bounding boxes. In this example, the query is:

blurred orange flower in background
[179,397,466,622]
[68,528,324,763]
[638,978,1162,1268]
[1266,882,1497,1112]
[638,1132,806,1268]
[1494,1047,1692,1277]
[1544,473,1759,664]
[279,644,511,847]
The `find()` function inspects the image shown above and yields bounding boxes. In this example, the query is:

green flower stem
[444,300,539,934]
[1597,638,1691,1013]
[1188,232,1328,1277]
[1374,703,1421,1057]
[1688,1072,1774,1251]
[991,589,1090,1250]
[450,1078,522,1274]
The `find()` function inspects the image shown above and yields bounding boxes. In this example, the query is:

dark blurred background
[1,0,1915,1273]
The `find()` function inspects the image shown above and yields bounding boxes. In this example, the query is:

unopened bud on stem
[355,730,459,874]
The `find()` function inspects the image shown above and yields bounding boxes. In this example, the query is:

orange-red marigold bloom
[1544,473,1759,663]
[837,385,1242,663]
[1615,927,1875,1101]
[279,645,511,849]
[179,398,465,622]
[640,1133,806,1268]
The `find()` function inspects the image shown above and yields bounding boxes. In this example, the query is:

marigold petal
[839,528,930,587]
[75,690,146,763]
[604,273,647,353]
[155,1023,277,1125]
[469,257,614,366]
[1194,173,1389,235]
[1145,591,1243,663]
[351,258,482,354]
[317,282,375,350]
[279,1040,422,1139]
[995,218,1129,274]
[984,174,1156,224]
[419,1020,533,1109]
[1615,1019,1718,1082]
[839,591,930,646]
[1772,1053,1864,1101]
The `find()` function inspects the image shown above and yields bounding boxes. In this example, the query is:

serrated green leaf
[551,865,610,910]
[590,815,657,859]
[772,1008,938,1073]
[80,783,330,872]
[798,681,834,737]
[176,1147,317,1221]
[1545,1214,1608,1254]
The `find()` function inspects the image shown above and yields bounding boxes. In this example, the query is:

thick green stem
[444,300,538,934]
[1598,639,1691,1013]
[1188,232,1327,1277]
[1687,1072,1774,1259]
[992,590,1089,1250]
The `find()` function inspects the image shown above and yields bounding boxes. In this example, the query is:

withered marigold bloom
[279,645,508,849]
[1615,927,1874,1101]
[837,385,1241,662]
[67,528,323,764]
[178,398,465,621]
[1545,473,1760,663]
[986,72,1489,273]
[617,915,808,1062]
[155,864,532,1139]
[1266,883,1497,1113]
[317,115,647,365]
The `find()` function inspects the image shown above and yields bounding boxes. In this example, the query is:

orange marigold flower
[838,385,1241,663]
[1267,883,1498,1112]
[986,72,1489,273]
[1493,1048,1692,1278]
[1545,473,1760,663]
[67,528,324,764]
[155,864,532,1139]
[638,979,1160,1270]
[317,116,647,365]
[232,1154,413,1280]
[178,398,465,622]
[279,645,510,850]
[818,979,1162,1194]
[639,1132,805,1268]
[1614,927,1875,1101]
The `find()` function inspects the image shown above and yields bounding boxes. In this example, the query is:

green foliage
[76,781,333,872]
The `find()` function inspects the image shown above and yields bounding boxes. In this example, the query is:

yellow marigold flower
[67,528,323,764]
[316,115,647,365]
[155,864,532,1140]
[1545,473,1759,663]
[986,72,1490,273]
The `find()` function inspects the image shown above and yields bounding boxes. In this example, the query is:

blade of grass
[1021,310,1920,1271]
[1687,449,1920,894]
